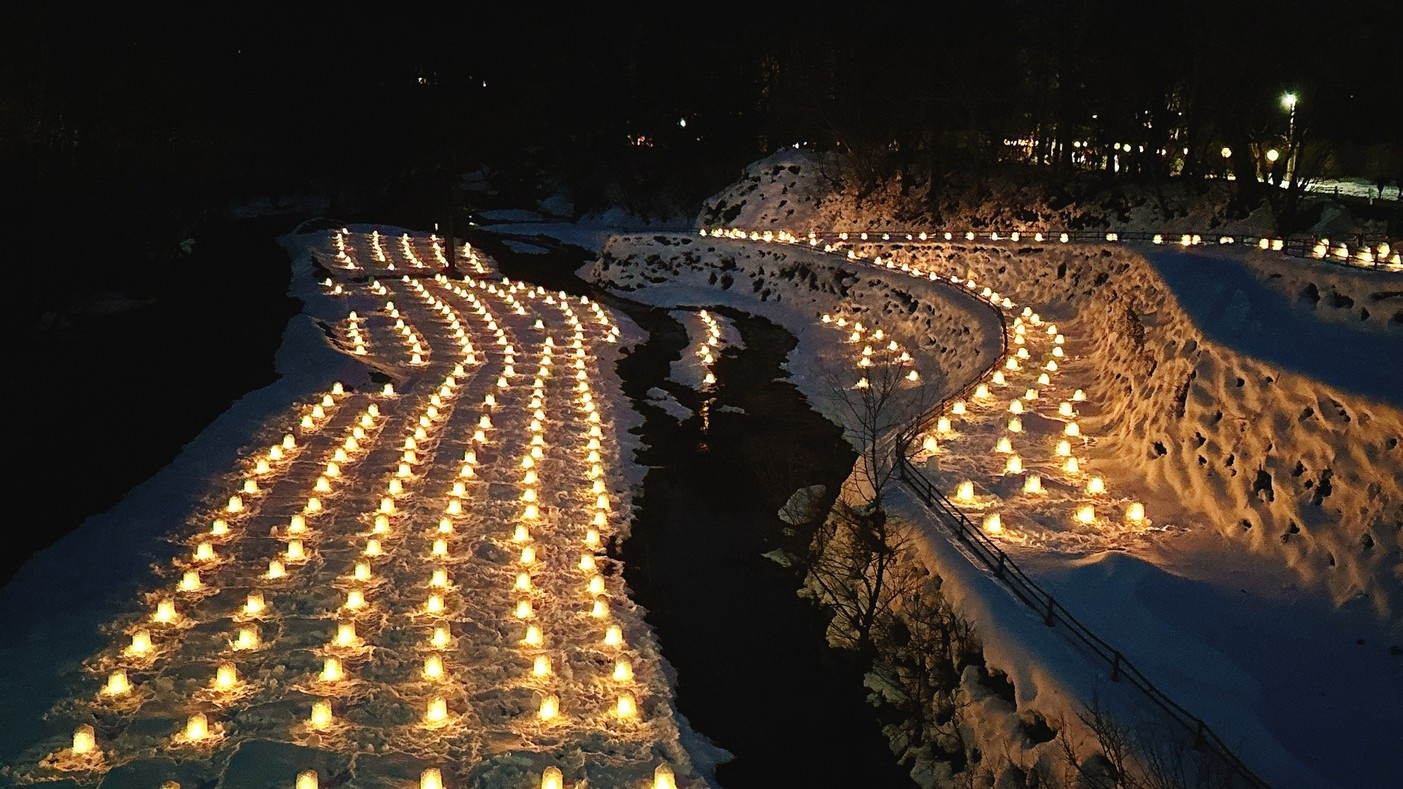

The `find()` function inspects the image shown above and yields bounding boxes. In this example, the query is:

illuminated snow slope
[0,228,702,789]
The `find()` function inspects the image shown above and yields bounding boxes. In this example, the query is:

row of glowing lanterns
[60,268,667,781]
[698,226,1402,268]
[696,310,723,387]
[803,237,1148,535]
[818,316,921,389]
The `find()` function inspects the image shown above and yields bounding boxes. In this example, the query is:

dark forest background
[4,1,1400,325]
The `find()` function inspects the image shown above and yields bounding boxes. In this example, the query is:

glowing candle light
[604,625,623,647]
[383,384,395,396]
[345,589,365,610]
[1075,504,1096,525]
[613,659,633,682]
[588,575,606,596]
[995,436,1013,453]
[585,529,601,548]
[387,479,403,495]
[539,693,560,721]
[1005,455,1023,474]
[244,592,266,615]
[654,765,678,789]
[591,599,609,618]
[364,538,383,556]
[309,700,332,730]
[531,654,553,678]
[520,546,536,565]
[420,768,444,789]
[1052,346,1064,358]
[298,771,319,789]
[992,370,1006,386]
[1046,359,1058,372]
[1023,475,1043,494]
[1025,388,1038,401]
[1087,476,1105,495]
[314,476,332,493]
[1064,422,1080,437]
[211,518,229,536]
[321,657,344,683]
[937,416,952,433]
[128,629,152,655]
[922,435,938,452]
[542,766,564,789]
[186,712,209,741]
[426,594,444,614]
[105,670,130,696]
[305,497,322,513]
[974,384,990,399]
[288,514,307,534]
[71,724,96,755]
[523,624,544,647]
[430,567,448,587]
[287,540,306,562]
[1072,389,1086,402]
[1008,417,1023,433]
[445,498,462,515]
[983,513,1003,534]
[515,600,534,619]
[283,434,297,450]
[1017,347,1030,360]
[423,654,444,680]
[153,598,176,623]
[616,691,638,718]
[425,696,448,725]
[234,626,259,650]
[1126,502,1146,524]
[1005,358,1020,371]
[227,495,243,513]
[1037,373,1051,385]
[214,662,237,690]
[379,497,395,514]
[1059,402,1074,418]
[951,401,967,415]
[1064,457,1081,474]
[956,480,975,501]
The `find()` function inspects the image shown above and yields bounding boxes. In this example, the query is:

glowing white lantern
[431,626,450,648]
[975,384,990,399]
[1023,475,1043,494]
[995,436,1013,453]
[983,513,1003,534]
[321,657,344,682]
[1064,422,1080,437]
[1126,502,1146,523]
[244,592,266,616]
[588,575,606,596]
[992,370,1006,386]
[345,589,365,610]
[1008,417,1023,433]
[227,495,243,513]
[105,670,130,696]
[539,694,560,721]
[425,696,448,725]
[298,771,319,789]
[922,435,938,452]
[515,600,534,619]
[1059,402,1074,418]
[1076,504,1096,524]
[71,724,96,755]
[616,691,638,718]
[1009,399,1023,414]
[533,655,552,677]
[1005,455,1023,474]
[186,712,209,741]
[309,700,332,730]
[153,599,176,624]
[234,626,259,650]
[1072,388,1086,402]
[604,625,624,647]
[654,765,678,789]
[365,538,383,556]
[215,662,238,690]
[426,594,444,614]
[951,401,967,415]
[956,480,975,502]
[1064,457,1081,474]
[287,540,306,562]
[524,624,544,647]
[128,629,153,655]
[423,654,444,680]
[1087,476,1105,495]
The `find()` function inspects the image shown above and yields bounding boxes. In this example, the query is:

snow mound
[696,147,835,230]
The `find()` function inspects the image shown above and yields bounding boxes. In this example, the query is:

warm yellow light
[1087,476,1105,495]
[424,654,444,680]
[1023,475,1043,494]
[533,654,552,677]
[426,594,444,614]
[995,436,1013,453]
[515,573,532,592]
[128,629,152,656]
[1076,504,1096,524]
[654,764,678,789]
[297,771,319,789]
[425,696,448,725]
[433,538,449,556]
[541,766,564,789]
[604,625,624,647]
[244,592,265,616]
[983,513,1003,534]
[613,659,633,682]
[287,540,306,562]
[211,518,229,536]
[588,575,606,596]
[616,691,638,718]
[153,598,176,624]
[520,546,536,564]
[186,712,209,741]
[235,626,259,650]
[1005,455,1023,474]
[1126,502,1146,523]
[72,724,96,755]
[227,495,244,513]
[1008,417,1023,433]
[305,497,322,513]
[524,624,544,647]
[1072,388,1086,402]
[1064,422,1080,437]
[992,370,1006,386]
[936,416,952,434]
[515,600,534,619]
[420,769,444,789]
[956,480,975,501]
[951,401,967,415]
[345,589,365,610]
[431,626,450,648]
[365,538,383,556]
[105,670,130,696]
[215,662,238,690]
[974,384,990,399]
[539,693,560,721]
[309,700,333,730]
[1064,457,1080,474]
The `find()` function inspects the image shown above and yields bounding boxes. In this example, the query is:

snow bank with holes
[862,240,1403,628]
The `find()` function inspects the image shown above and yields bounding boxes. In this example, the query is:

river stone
[778,484,827,526]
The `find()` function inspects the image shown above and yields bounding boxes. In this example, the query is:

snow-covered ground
[0,227,714,788]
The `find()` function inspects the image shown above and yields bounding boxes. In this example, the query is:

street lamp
[1281,92,1298,183]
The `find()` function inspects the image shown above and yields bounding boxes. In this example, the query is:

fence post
[996,553,1006,579]
[1044,597,1056,627]
[1111,651,1121,682]
[1194,719,1206,750]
